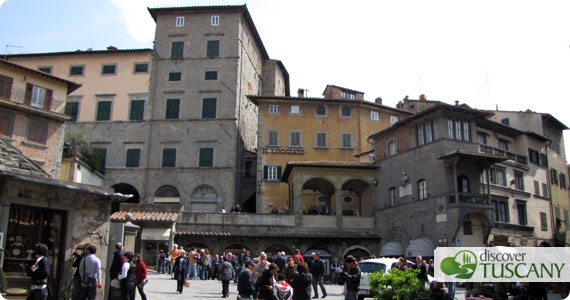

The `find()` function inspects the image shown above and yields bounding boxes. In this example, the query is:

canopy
[141,228,171,241]
[405,238,435,258]
[380,242,404,257]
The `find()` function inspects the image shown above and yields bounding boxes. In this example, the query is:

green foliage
[64,129,89,155]
[370,268,430,300]
[0,269,7,293]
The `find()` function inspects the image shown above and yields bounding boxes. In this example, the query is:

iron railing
[0,85,67,115]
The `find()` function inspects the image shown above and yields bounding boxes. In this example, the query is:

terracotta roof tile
[176,230,378,239]
[111,211,179,222]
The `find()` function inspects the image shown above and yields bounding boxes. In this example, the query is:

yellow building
[249,85,411,214]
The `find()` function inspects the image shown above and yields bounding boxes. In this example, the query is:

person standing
[284,256,297,283]
[237,260,256,300]
[211,254,220,280]
[219,252,234,298]
[188,248,197,280]
[291,262,313,300]
[310,252,326,298]
[169,244,179,278]
[412,255,427,282]
[252,252,270,284]
[292,249,305,263]
[133,253,147,300]
[79,243,103,300]
[330,257,341,285]
[157,250,166,274]
[274,252,286,276]
[338,256,361,300]
[109,242,125,282]
[173,250,188,294]
[118,251,136,300]
[26,243,50,300]
[255,263,279,300]
[201,250,212,280]
[71,245,84,300]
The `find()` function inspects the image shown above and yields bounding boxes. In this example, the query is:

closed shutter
[25,83,33,105]
[66,102,79,122]
[162,148,176,167]
[171,41,184,58]
[277,166,282,180]
[126,149,141,167]
[45,89,53,111]
[199,148,214,167]
[96,101,112,121]
[130,100,145,120]
[207,40,220,57]
[0,75,13,100]
[202,98,217,118]
[165,99,180,119]
[342,133,352,148]
[263,166,268,180]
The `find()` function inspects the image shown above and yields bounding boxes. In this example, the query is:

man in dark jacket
[27,243,50,300]
[338,255,361,300]
[412,255,427,282]
[309,252,326,298]
[109,242,124,280]
[274,252,287,275]
[219,252,234,298]
[237,260,255,300]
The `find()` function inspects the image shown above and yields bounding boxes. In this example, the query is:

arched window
[458,175,469,193]
[190,185,218,212]
[417,179,427,200]
[388,140,397,156]
[389,187,397,206]
[154,185,180,203]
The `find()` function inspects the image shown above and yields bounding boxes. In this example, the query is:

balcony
[480,144,527,165]
[0,86,67,115]
[448,192,489,205]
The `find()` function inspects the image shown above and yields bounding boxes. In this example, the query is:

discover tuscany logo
[435,247,570,282]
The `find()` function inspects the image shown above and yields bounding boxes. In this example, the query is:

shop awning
[380,242,404,257]
[141,228,171,241]
[405,238,435,258]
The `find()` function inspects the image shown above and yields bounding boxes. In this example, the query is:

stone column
[335,188,343,229]
[293,173,304,226]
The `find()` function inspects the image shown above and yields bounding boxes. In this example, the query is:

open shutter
[0,75,13,100]
[263,166,268,180]
[277,166,282,180]
[45,89,53,111]
[25,83,33,105]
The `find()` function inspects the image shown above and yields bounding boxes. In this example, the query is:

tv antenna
[5,45,23,54]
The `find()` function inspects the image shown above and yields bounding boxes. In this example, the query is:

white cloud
[109,0,180,43]
[0,0,7,8]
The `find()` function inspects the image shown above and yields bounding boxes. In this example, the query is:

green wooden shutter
[165,99,180,119]
[207,40,220,57]
[162,148,176,167]
[277,166,282,180]
[202,98,217,119]
[199,148,214,167]
[96,101,112,121]
[45,89,53,111]
[66,102,79,122]
[171,41,184,58]
[205,71,217,80]
[263,166,268,180]
[126,149,141,168]
[130,100,145,121]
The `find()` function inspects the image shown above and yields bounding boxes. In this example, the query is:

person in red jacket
[133,253,148,300]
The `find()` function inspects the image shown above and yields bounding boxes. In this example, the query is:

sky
[1,0,570,156]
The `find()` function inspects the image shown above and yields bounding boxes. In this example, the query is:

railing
[448,192,489,205]
[0,86,67,115]
[480,144,528,165]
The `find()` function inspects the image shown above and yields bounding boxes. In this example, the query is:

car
[357,257,415,300]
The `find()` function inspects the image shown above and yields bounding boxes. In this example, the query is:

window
[542,183,548,198]
[30,85,46,108]
[289,131,301,147]
[176,16,184,27]
[516,200,527,225]
[205,71,218,80]
[268,105,279,114]
[489,167,506,186]
[389,187,397,206]
[26,119,48,144]
[477,132,487,144]
[463,221,472,235]
[315,132,327,147]
[129,99,145,121]
[390,115,398,125]
[96,100,112,121]
[0,111,15,137]
[165,99,180,119]
[447,118,470,141]
[492,199,509,222]
[211,15,219,26]
[171,41,184,59]
[162,148,176,168]
[416,120,438,146]
[202,98,217,119]
[69,65,85,76]
[425,122,433,143]
[560,173,567,189]
[458,175,469,193]
[316,105,327,116]
[498,139,509,150]
[501,118,510,126]
[341,91,355,99]
[341,133,353,148]
[0,74,13,100]
[556,206,561,220]
[290,105,300,115]
[169,72,182,81]
[91,148,107,173]
[539,153,548,167]
[534,181,540,196]
[267,130,279,146]
[549,142,561,155]
[514,171,524,190]
[528,149,540,165]
[540,212,548,231]
[370,111,379,121]
[455,120,462,140]
[101,64,117,75]
[341,106,352,117]
[565,209,570,229]
[448,118,454,138]
[463,121,470,141]
[133,62,149,74]
[126,149,141,168]
[551,168,559,185]
[199,148,214,167]
[417,124,424,146]
[263,165,282,181]
[418,179,427,200]
[206,40,220,57]
[38,66,52,73]
[433,121,439,140]
[388,140,397,156]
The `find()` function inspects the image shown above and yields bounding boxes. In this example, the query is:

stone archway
[265,244,292,256]
[343,245,372,261]
[341,179,373,216]
[302,177,335,215]
[189,185,218,212]
[111,183,140,212]
[154,185,180,204]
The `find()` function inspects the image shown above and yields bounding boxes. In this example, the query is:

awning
[405,238,435,258]
[141,228,171,241]
[380,242,404,257]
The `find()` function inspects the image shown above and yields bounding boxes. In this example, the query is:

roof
[111,211,179,223]
[0,137,49,178]
[369,103,493,140]
[147,5,269,60]
[3,48,152,58]
[354,149,374,158]
[282,161,376,182]
[542,113,569,130]
[0,59,82,94]
[247,95,412,115]
[323,84,364,95]
[476,118,523,137]
[176,230,379,239]
[438,149,507,164]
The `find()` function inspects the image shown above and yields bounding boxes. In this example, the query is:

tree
[370,268,430,300]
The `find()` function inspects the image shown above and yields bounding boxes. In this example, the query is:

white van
[358,258,414,300]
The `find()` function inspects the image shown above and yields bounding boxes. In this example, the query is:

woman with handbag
[133,253,147,300]
[173,250,189,294]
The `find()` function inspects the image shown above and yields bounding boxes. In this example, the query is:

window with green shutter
[199,148,214,167]
[126,149,141,168]
[162,148,176,167]
[67,102,79,122]
[91,148,107,173]
[96,101,112,121]
[129,100,145,121]
[202,98,217,119]
[169,72,182,81]
[171,41,184,59]
[263,165,282,181]
[205,71,218,80]
[206,40,220,57]
[165,99,180,119]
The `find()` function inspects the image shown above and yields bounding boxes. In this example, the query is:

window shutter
[130,100,145,120]
[162,149,176,167]
[45,89,53,111]
[165,99,180,119]
[202,98,217,118]
[199,148,213,167]
[263,166,268,180]
[207,40,220,57]
[25,83,33,105]
[0,75,13,100]
[97,101,111,121]
[126,149,141,167]
[171,41,184,58]
[277,166,282,180]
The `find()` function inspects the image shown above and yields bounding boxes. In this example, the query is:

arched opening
[224,244,251,257]
[111,183,140,213]
[154,185,180,203]
[302,178,335,215]
[380,242,404,258]
[264,244,292,256]
[242,192,256,213]
[343,246,372,261]
[341,179,373,216]
[539,241,551,247]
[189,185,218,212]
[405,238,435,259]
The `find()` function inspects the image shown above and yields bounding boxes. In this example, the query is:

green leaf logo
[440,250,477,279]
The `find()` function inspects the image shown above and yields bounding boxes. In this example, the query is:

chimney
[375,97,382,105]
[107,45,118,51]
[297,88,305,98]
[455,100,459,106]
[419,94,426,101]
